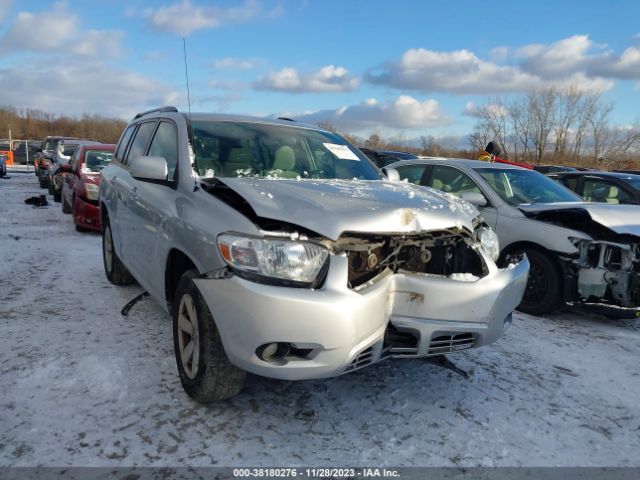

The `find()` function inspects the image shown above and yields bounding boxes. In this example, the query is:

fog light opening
[256,342,291,362]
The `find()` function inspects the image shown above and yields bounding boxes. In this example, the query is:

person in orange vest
[477,141,533,169]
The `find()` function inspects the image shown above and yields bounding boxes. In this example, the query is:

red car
[60,144,115,231]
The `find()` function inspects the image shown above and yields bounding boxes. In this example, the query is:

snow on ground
[1,166,639,467]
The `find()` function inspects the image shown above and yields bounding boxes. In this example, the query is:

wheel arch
[165,248,200,313]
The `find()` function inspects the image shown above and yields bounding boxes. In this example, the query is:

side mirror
[383,167,401,182]
[460,192,488,207]
[129,155,168,181]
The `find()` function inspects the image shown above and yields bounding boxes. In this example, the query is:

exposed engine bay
[570,239,640,307]
[333,229,488,289]
[521,206,640,308]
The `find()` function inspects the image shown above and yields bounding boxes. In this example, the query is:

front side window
[191,121,381,180]
[582,179,632,204]
[476,168,582,206]
[428,165,481,195]
[147,121,178,179]
[125,122,156,166]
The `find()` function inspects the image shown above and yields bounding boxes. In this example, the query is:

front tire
[516,248,564,315]
[53,187,62,203]
[102,216,134,285]
[173,270,246,402]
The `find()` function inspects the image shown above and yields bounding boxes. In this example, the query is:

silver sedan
[387,158,640,315]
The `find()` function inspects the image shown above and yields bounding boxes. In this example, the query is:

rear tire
[48,181,54,196]
[173,270,246,402]
[516,248,564,315]
[53,188,61,203]
[102,216,134,285]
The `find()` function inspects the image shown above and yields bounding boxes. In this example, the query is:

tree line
[0,106,126,144]
[468,87,640,170]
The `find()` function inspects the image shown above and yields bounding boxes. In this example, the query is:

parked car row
[32,135,113,231]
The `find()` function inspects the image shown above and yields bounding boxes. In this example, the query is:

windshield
[43,140,58,151]
[191,121,382,180]
[60,144,78,157]
[476,167,583,205]
[82,150,113,173]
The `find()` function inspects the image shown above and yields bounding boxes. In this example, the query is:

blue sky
[1,0,639,141]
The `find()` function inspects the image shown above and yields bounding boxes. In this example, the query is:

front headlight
[217,233,329,286]
[85,183,99,200]
[476,226,500,261]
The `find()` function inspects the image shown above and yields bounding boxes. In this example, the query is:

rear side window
[115,125,135,163]
[147,121,178,180]
[124,122,156,166]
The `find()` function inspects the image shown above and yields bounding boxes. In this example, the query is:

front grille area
[428,333,476,355]
[384,324,419,356]
[343,346,375,373]
[336,230,487,289]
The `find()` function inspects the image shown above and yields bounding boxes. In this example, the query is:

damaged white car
[388,158,640,316]
[100,108,529,402]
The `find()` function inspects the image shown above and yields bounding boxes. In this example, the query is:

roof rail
[134,106,179,119]
[277,117,295,122]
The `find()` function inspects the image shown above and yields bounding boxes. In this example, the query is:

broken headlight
[476,226,500,262]
[217,233,329,286]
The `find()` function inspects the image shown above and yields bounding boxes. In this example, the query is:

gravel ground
[1,168,639,467]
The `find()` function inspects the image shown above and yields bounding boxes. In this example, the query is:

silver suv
[100,107,529,402]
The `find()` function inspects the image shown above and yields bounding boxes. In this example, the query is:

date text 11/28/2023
[232,468,401,478]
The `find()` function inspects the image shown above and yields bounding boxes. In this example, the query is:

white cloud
[0,3,77,55]
[0,59,183,119]
[0,2,123,59]
[366,48,542,94]
[489,46,509,61]
[212,57,265,70]
[366,35,640,95]
[286,95,449,132]
[255,65,359,93]
[144,0,263,36]
[463,101,508,119]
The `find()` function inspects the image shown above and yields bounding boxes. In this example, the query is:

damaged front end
[570,238,640,307]
[334,227,488,290]
[520,205,640,309]
[193,176,528,380]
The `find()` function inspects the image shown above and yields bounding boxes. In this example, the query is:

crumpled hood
[519,202,640,237]
[218,178,479,240]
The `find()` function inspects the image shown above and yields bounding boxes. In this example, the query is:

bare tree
[468,120,493,154]
[528,88,557,163]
